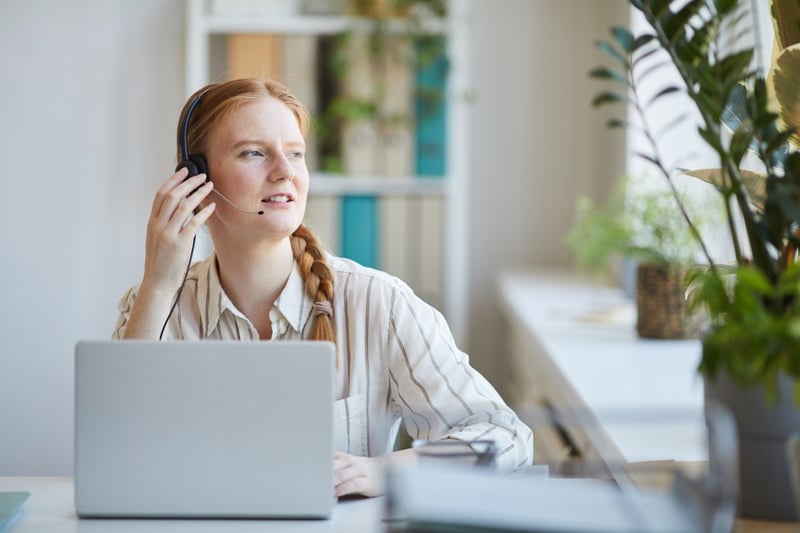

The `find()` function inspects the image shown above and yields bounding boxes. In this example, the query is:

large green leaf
[772,0,800,49]
[683,168,767,210]
[771,43,800,149]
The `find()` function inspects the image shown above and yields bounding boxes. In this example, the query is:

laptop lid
[74,340,336,519]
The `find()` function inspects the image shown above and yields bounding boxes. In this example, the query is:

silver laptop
[74,340,336,519]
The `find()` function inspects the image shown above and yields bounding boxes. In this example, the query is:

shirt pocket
[334,393,367,456]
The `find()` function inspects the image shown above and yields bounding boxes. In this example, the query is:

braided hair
[291,225,336,345]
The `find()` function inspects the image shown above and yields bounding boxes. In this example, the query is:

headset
[174,88,264,216]
[175,89,210,180]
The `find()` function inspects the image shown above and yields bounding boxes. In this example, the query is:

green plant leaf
[646,85,681,107]
[664,0,705,44]
[714,0,738,15]
[720,50,756,87]
[729,123,755,165]
[633,33,656,51]
[607,118,632,129]
[589,66,627,85]
[596,40,627,67]
[592,91,629,107]
[683,168,766,210]
[611,26,635,53]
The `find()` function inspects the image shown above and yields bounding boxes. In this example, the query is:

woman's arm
[384,285,533,472]
[120,168,215,339]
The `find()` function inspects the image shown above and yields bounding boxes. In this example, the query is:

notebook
[0,492,29,531]
[74,340,336,519]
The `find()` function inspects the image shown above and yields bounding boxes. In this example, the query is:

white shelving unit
[183,0,471,344]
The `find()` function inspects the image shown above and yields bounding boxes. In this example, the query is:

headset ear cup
[175,159,199,178]
[190,155,209,182]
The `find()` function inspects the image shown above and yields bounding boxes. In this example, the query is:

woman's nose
[269,154,295,182]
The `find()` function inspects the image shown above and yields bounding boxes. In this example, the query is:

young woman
[114,78,532,497]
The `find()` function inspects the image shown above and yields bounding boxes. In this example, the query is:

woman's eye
[288,151,305,160]
[240,150,264,158]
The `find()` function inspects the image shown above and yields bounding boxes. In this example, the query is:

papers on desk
[0,492,29,532]
[385,465,706,532]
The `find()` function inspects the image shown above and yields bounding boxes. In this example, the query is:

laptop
[74,340,336,519]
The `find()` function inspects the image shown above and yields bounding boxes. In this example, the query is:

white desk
[0,477,383,532]
[497,270,707,473]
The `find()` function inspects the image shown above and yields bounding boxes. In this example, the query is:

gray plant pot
[703,373,800,521]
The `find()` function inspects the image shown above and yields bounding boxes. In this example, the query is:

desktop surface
[0,477,382,533]
[1,476,798,532]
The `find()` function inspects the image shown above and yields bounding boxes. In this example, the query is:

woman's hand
[334,452,385,498]
[122,168,215,339]
[141,168,216,294]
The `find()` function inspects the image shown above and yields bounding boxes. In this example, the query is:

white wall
[0,0,629,475]
[466,0,629,386]
[0,0,185,475]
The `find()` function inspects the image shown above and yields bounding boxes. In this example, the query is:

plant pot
[635,263,698,339]
[704,372,800,521]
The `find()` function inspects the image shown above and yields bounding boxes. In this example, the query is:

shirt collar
[274,260,315,335]
[196,253,314,337]
[196,253,235,337]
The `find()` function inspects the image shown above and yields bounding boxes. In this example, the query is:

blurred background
[0,0,632,475]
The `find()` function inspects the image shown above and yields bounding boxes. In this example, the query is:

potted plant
[591,0,800,520]
[567,176,711,338]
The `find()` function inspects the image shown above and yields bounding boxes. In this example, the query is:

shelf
[201,14,449,36]
[497,269,706,468]
[309,174,449,196]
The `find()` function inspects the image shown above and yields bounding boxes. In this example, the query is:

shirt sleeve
[112,285,138,339]
[382,283,533,472]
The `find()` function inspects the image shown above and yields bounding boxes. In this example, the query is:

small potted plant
[567,176,711,339]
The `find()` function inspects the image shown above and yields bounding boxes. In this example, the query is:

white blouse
[113,253,533,471]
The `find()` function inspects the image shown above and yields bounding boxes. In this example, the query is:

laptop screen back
[74,340,336,518]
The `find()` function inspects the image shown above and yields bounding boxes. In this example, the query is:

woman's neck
[213,236,295,337]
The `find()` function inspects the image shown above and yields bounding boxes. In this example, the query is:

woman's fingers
[180,200,216,234]
[165,181,214,229]
[333,452,384,498]
[152,170,209,221]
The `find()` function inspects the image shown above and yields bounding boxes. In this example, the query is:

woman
[114,78,533,497]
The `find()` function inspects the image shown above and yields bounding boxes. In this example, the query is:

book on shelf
[415,35,448,178]
[225,34,282,81]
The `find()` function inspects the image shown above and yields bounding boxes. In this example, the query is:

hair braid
[291,224,336,348]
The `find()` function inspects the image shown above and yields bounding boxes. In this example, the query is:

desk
[0,477,383,532]
[497,270,707,472]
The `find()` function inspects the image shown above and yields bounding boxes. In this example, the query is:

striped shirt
[113,253,533,471]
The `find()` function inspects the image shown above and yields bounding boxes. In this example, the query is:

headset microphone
[212,188,265,215]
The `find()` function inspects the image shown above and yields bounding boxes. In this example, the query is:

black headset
[176,89,211,179]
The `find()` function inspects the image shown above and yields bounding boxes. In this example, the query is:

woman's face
[204,95,309,241]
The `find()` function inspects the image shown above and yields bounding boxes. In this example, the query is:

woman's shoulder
[326,254,411,297]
